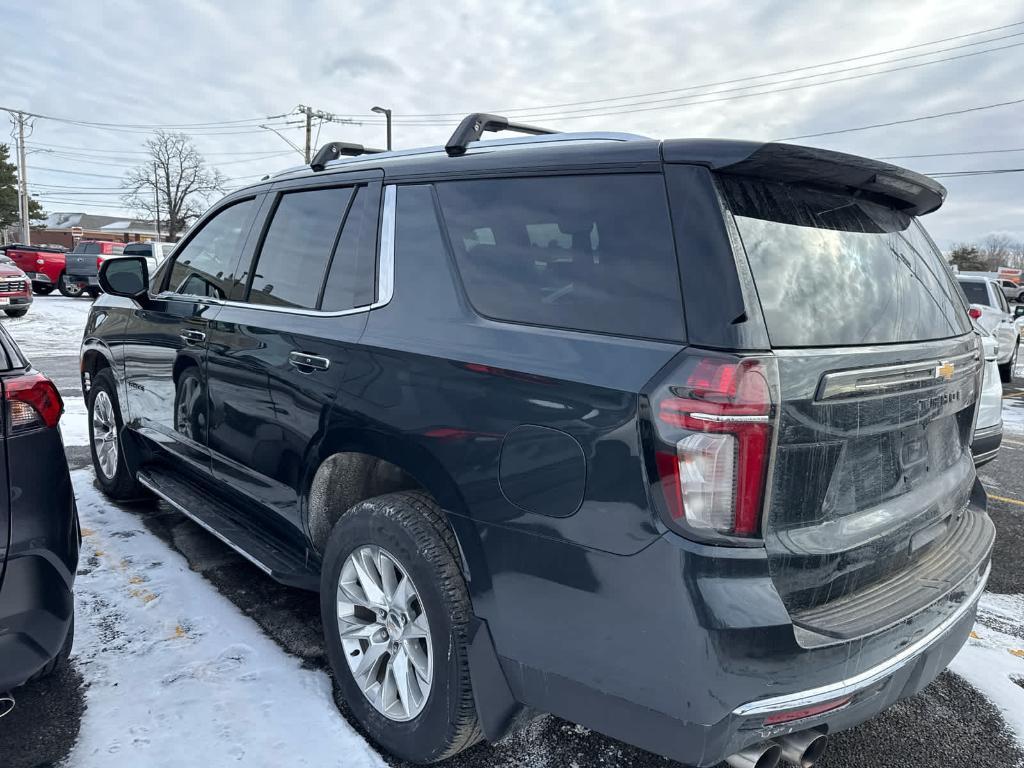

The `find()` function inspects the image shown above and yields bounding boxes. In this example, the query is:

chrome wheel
[337,545,432,722]
[92,390,119,479]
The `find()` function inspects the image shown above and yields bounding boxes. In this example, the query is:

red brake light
[762,696,852,725]
[968,306,982,320]
[649,356,775,539]
[3,372,63,433]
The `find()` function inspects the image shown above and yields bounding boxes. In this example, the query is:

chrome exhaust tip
[0,693,14,719]
[777,730,828,767]
[725,741,782,768]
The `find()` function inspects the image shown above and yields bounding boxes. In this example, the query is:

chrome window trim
[732,562,989,718]
[151,183,397,318]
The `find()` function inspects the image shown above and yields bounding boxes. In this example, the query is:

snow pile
[61,396,89,447]
[2,295,92,358]
[68,470,385,768]
[950,593,1024,742]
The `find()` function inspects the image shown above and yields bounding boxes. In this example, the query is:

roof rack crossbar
[310,142,385,172]
[445,113,558,157]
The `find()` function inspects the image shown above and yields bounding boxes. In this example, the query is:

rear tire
[26,615,74,684]
[88,368,141,499]
[85,287,101,299]
[999,340,1018,383]
[321,491,481,764]
[3,308,27,318]
[57,273,83,298]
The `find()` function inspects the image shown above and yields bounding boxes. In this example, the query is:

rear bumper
[0,553,75,691]
[972,423,1003,466]
[484,508,991,766]
[65,274,99,286]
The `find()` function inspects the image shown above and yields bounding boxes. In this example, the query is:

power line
[879,147,1024,159]
[927,167,1024,177]
[775,97,1024,140]
[26,141,301,157]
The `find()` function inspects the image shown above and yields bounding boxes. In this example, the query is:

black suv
[0,324,77,707]
[81,114,993,768]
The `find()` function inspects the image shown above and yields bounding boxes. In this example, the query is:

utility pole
[295,105,356,163]
[301,105,313,163]
[13,112,30,245]
[153,161,161,241]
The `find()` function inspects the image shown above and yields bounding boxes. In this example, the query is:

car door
[122,195,261,472]
[205,174,382,531]
[991,281,1018,355]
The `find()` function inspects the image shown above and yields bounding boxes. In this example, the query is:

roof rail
[310,142,385,172]
[445,113,557,157]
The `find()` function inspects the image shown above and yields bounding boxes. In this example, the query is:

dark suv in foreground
[0,324,77,708]
[81,114,992,768]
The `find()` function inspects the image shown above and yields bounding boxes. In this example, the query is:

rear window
[123,244,152,257]
[435,174,684,341]
[958,280,991,307]
[73,243,100,254]
[722,177,971,347]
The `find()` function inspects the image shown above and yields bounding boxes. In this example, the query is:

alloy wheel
[92,390,119,479]
[336,545,433,722]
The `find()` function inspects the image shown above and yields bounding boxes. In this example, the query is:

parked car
[998,278,1024,303]
[63,240,126,298]
[957,274,1020,381]
[4,244,68,296]
[0,258,32,318]
[972,325,1003,465]
[0,323,78,706]
[81,116,993,768]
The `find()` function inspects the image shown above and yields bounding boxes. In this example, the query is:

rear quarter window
[958,280,992,307]
[721,176,971,347]
[435,174,684,341]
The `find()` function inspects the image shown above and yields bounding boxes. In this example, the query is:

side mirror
[1014,305,1024,319]
[99,256,149,300]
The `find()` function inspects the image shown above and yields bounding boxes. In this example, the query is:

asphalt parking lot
[2,296,1024,768]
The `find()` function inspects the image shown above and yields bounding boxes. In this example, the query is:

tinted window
[73,243,100,254]
[321,186,376,311]
[436,174,683,340]
[169,199,256,300]
[722,177,971,347]
[248,187,352,309]
[958,280,991,307]
[123,244,152,257]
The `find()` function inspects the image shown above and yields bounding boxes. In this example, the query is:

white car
[957,274,1021,381]
[972,325,1003,466]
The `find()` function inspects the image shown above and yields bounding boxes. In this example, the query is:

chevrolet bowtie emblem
[935,361,955,381]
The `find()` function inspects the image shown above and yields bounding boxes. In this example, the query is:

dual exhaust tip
[0,693,14,719]
[726,730,828,768]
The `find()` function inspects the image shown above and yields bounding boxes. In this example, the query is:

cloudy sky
[2,0,1022,247]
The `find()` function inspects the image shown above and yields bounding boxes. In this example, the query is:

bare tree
[122,131,226,240]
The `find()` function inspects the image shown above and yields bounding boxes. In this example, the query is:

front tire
[999,340,1019,383]
[85,287,101,299]
[321,491,481,764]
[3,308,28,318]
[88,369,141,499]
[33,285,54,296]
[58,273,84,298]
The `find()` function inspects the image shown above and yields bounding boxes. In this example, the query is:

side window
[320,186,377,311]
[247,187,353,309]
[168,199,256,300]
[435,174,684,340]
[995,286,1010,313]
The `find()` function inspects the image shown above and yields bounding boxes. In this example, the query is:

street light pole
[371,106,392,151]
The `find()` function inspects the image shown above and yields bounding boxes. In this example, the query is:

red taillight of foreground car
[649,355,775,539]
[2,372,64,433]
[968,306,982,320]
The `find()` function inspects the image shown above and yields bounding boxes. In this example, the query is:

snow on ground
[68,469,385,768]
[950,594,1024,742]
[1,294,92,357]
[61,396,89,447]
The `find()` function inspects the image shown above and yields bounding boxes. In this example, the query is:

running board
[137,469,320,591]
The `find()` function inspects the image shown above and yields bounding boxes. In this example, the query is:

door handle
[289,352,330,372]
[180,330,206,344]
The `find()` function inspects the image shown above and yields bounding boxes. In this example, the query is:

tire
[321,491,481,764]
[33,285,54,296]
[88,368,141,499]
[58,272,84,298]
[3,308,28,318]
[85,287,101,299]
[26,615,74,684]
[173,368,207,443]
[999,340,1018,384]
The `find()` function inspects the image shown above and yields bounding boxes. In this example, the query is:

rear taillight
[97,255,106,269]
[647,354,776,540]
[968,307,982,320]
[2,372,63,434]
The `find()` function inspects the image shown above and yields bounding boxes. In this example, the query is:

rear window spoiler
[662,139,946,216]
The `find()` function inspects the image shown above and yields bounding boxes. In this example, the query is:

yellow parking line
[988,493,1024,508]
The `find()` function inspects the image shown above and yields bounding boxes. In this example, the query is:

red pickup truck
[2,245,70,296]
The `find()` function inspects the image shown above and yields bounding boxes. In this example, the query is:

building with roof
[37,212,161,249]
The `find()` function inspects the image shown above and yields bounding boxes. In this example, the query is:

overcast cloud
[1,0,1021,247]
